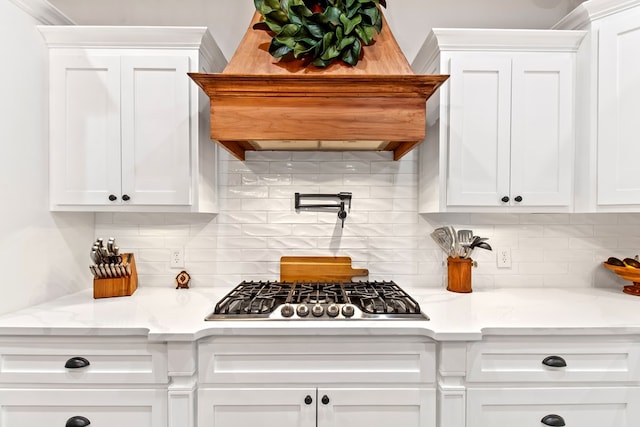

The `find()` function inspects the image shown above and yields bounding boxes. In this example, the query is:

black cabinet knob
[514,195,523,202]
[66,416,91,427]
[304,395,313,405]
[501,196,510,203]
[108,194,117,202]
[541,414,566,426]
[542,355,567,368]
[321,395,330,405]
[122,194,131,201]
[64,357,90,369]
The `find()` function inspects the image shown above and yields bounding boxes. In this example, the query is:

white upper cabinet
[40,26,227,212]
[413,29,585,213]
[556,0,640,211]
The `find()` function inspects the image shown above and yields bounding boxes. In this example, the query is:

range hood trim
[189,10,449,161]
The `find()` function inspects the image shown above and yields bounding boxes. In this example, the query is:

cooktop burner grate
[207,280,428,320]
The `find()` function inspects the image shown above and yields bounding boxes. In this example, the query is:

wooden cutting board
[280,256,369,282]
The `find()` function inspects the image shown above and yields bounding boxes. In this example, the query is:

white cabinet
[0,336,169,427]
[467,388,640,427]
[556,1,640,210]
[464,336,640,427]
[197,336,436,427]
[39,26,227,212]
[413,29,585,212]
[199,387,430,427]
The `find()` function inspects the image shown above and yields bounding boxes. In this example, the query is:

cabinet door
[317,388,435,427]
[121,56,191,206]
[198,388,316,427]
[467,387,640,427]
[446,54,512,206]
[510,54,574,206]
[49,55,122,206]
[597,8,640,205]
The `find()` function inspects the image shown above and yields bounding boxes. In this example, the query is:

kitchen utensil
[457,229,473,258]
[431,227,454,257]
[280,256,368,282]
[473,241,492,251]
[447,226,458,257]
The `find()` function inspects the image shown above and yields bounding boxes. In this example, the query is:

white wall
[95,150,637,292]
[48,0,585,62]
[0,0,93,315]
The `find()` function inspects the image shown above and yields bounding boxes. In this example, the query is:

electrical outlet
[497,248,512,268]
[170,248,184,268]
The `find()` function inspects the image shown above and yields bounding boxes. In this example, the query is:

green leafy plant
[253,0,387,67]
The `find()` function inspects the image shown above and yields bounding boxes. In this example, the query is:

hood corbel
[189,11,448,161]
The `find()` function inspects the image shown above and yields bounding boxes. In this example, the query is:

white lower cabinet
[0,389,166,426]
[198,387,433,427]
[462,336,640,427]
[196,336,437,427]
[0,337,169,427]
[467,388,640,427]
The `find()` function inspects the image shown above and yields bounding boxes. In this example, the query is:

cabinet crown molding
[37,25,215,50]
[427,28,587,52]
[9,0,73,25]
[554,0,640,29]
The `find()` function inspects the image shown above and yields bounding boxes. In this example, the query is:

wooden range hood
[189,12,448,161]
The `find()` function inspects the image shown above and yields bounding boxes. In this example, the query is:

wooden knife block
[93,253,138,299]
[447,257,472,293]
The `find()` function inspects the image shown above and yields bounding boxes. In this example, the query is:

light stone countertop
[0,286,638,342]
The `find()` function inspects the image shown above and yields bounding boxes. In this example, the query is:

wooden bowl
[603,262,640,296]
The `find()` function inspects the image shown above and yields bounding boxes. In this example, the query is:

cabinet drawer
[0,337,168,384]
[467,387,640,427]
[198,336,435,384]
[467,337,640,383]
[0,388,166,427]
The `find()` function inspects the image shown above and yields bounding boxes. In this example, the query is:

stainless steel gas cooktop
[205,280,429,321]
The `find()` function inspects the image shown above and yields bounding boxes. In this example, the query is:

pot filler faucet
[295,192,352,228]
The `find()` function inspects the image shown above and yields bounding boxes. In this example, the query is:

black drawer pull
[541,414,565,426]
[321,395,330,405]
[64,357,90,369]
[542,355,567,368]
[304,395,313,405]
[66,416,91,427]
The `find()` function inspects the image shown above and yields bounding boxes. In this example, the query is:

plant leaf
[269,39,293,58]
[355,24,374,44]
[337,35,356,51]
[339,13,362,35]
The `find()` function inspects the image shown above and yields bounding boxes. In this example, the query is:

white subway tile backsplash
[242,224,292,237]
[292,174,343,185]
[91,152,640,292]
[320,160,371,174]
[221,186,269,199]
[267,237,318,249]
[344,174,394,186]
[270,161,320,174]
[242,173,292,186]
[215,212,268,224]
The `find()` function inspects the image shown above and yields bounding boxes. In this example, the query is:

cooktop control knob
[326,304,339,317]
[311,304,324,317]
[341,304,355,318]
[296,304,309,317]
[280,304,294,318]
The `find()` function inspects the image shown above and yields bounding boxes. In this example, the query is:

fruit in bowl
[603,256,640,296]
